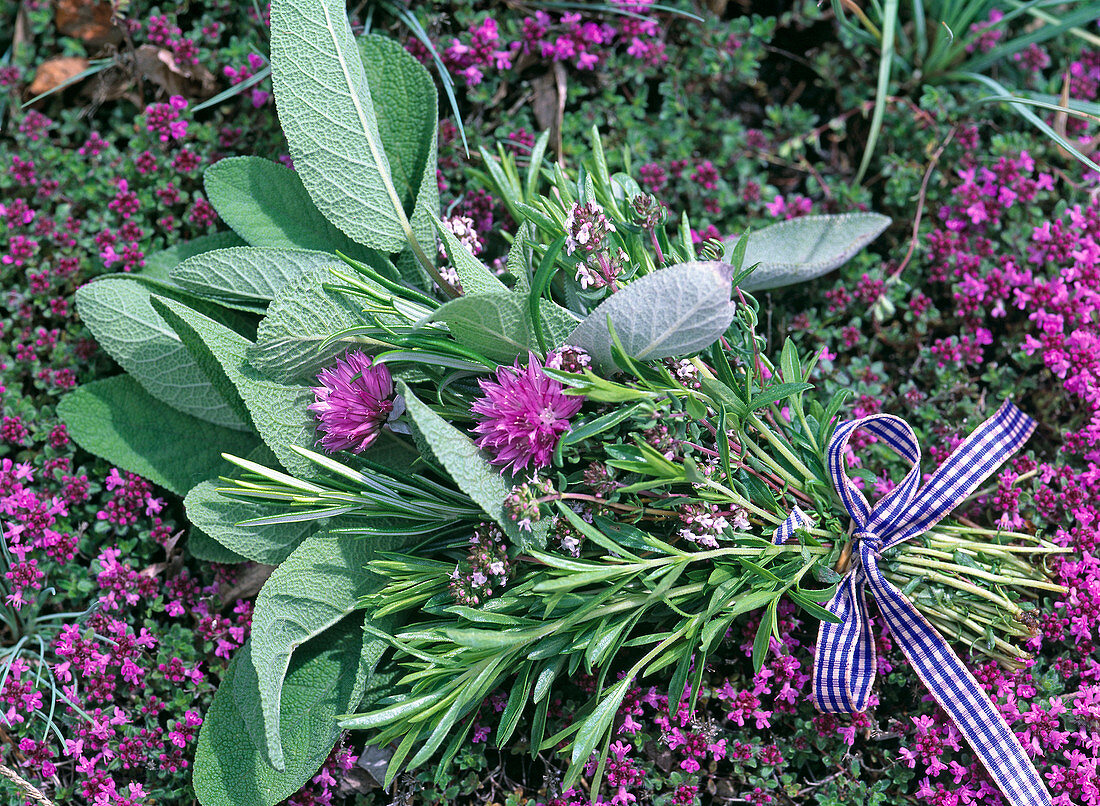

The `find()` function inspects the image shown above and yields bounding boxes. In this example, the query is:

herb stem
[891,555,1066,593]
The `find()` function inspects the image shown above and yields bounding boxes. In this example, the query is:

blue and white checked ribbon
[771,401,1049,806]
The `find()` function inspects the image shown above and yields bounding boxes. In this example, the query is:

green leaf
[187,528,250,564]
[184,475,317,566]
[567,262,737,373]
[732,213,891,292]
[75,278,250,430]
[357,34,440,256]
[752,599,778,674]
[203,157,386,260]
[398,382,546,550]
[251,265,387,383]
[270,0,435,252]
[192,616,373,806]
[250,531,403,771]
[171,247,337,304]
[143,231,247,281]
[749,382,814,412]
[507,223,533,293]
[569,676,632,772]
[428,292,533,363]
[151,297,317,477]
[57,376,258,496]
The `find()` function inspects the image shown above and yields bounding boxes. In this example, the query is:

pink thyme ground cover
[1,1,1100,804]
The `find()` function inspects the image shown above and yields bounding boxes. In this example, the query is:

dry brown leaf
[55,0,122,47]
[530,63,566,159]
[27,56,90,97]
[218,563,276,607]
[13,2,32,54]
[133,44,216,98]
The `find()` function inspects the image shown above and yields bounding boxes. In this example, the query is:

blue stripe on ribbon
[790,401,1049,805]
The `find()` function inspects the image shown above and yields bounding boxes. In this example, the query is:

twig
[0,764,56,806]
[889,127,956,281]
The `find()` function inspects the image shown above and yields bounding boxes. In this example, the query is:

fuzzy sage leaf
[567,261,737,373]
[732,213,891,292]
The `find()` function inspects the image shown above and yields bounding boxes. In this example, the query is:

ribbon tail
[772,506,813,545]
[813,569,876,713]
[864,566,1051,806]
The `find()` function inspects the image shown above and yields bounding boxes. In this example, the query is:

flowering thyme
[448,524,512,606]
[546,344,593,373]
[564,201,626,289]
[678,502,747,549]
[504,476,556,531]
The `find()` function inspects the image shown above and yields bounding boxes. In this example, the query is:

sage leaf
[57,376,258,496]
[733,213,890,292]
[428,292,578,364]
[192,616,374,806]
[270,0,434,251]
[507,223,534,293]
[75,277,250,430]
[151,296,317,477]
[203,156,384,261]
[171,247,337,304]
[245,337,373,384]
[428,293,532,363]
[143,230,246,281]
[187,528,249,564]
[357,35,439,257]
[250,531,404,771]
[399,382,546,550]
[250,265,392,383]
[184,444,318,565]
[567,262,737,372]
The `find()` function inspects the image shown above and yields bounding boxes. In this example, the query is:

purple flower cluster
[472,352,583,474]
[409,1,667,87]
[309,352,397,454]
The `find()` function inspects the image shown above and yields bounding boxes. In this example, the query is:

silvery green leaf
[203,157,382,261]
[428,292,578,364]
[245,336,378,384]
[250,265,395,383]
[184,446,319,565]
[566,262,737,373]
[57,376,258,497]
[151,297,318,478]
[249,531,407,771]
[732,213,890,292]
[428,293,533,363]
[192,617,373,806]
[507,223,533,293]
[143,231,247,281]
[357,35,439,257]
[171,247,337,304]
[75,277,250,430]
[270,0,436,252]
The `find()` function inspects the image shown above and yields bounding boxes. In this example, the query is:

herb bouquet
[57,1,1064,804]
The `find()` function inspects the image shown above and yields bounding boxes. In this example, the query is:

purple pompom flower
[471,352,584,474]
[309,352,396,454]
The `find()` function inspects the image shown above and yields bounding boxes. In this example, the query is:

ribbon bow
[773,401,1049,806]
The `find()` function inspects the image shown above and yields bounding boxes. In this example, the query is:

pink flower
[471,353,584,474]
[309,352,397,454]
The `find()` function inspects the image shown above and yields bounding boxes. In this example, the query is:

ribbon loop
[798,401,1049,806]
